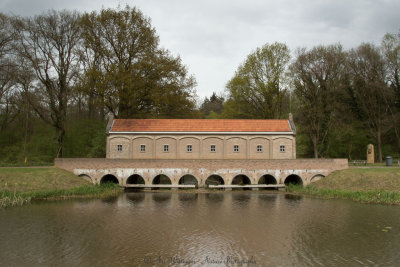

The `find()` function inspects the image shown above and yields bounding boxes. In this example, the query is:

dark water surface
[1,191,400,266]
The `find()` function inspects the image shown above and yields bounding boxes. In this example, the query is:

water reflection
[285,194,303,201]
[232,192,251,204]
[1,191,400,266]
[205,193,224,203]
[126,192,145,203]
[152,192,172,202]
[178,193,198,202]
[100,196,118,205]
[258,193,278,201]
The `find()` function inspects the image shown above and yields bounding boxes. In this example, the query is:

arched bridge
[55,158,348,188]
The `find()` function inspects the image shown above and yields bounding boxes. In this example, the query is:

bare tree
[347,43,392,162]
[290,44,346,158]
[14,10,82,157]
[382,31,400,152]
[0,13,19,131]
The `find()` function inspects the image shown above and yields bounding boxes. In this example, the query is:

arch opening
[284,174,303,186]
[232,174,251,190]
[205,175,225,187]
[258,174,277,185]
[78,174,92,183]
[310,174,325,183]
[232,174,251,185]
[127,174,145,185]
[178,175,198,188]
[258,174,278,190]
[100,174,119,185]
[152,174,172,185]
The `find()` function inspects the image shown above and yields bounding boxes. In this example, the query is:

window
[257,145,263,152]
[117,145,122,152]
[210,145,216,152]
[187,145,192,152]
[280,145,285,152]
[164,145,169,152]
[140,145,146,152]
[234,145,239,152]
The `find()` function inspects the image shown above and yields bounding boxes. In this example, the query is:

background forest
[0,6,399,165]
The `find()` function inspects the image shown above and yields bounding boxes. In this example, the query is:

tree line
[0,6,398,164]
[208,39,400,162]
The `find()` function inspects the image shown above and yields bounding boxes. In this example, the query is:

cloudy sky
[1,0,399,100]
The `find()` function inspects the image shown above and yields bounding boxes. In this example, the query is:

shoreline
[286,167,400,205]
[0,167,123,208]
[285,185,400,205]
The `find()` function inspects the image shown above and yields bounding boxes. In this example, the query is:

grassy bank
[287,167,400,204]
[0,167,122,208]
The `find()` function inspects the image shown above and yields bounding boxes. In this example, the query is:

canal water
[1,191,400,266]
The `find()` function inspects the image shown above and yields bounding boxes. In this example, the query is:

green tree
[224,42,290,119]
[79,6,196,119]
[290,44,347,158]
[200,92,224,118]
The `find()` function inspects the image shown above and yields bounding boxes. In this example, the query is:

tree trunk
[377,129,383,163]
[312,136,319,158]
[56,128,65,158]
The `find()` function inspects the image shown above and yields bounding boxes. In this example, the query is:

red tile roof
[111,119,292,133]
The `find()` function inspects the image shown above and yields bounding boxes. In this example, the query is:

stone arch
[231,174,251,185]
[284,174,303,186]
[109,136,130,141]
[100,174,119,185]
[310,174,325,183]
[155,136,178,141]
[126,174,145,185]
[249,136,271,141]
[226,136,247,141]
[178,174,199,188]
[178,136,201,141]
[205,174,225,186]
[78,174,92,183]
[132,136,153,141]
[203,136,224,141]
[152,174,172,185]
[258,174,277,185]
[271,136,293,141]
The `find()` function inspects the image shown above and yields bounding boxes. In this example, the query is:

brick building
[106,114,296,160]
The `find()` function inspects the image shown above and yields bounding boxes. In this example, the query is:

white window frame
[234,145,239,152]
[164,145,169,152]
[140,144,146,152]
[187,144,192,152]
[210,145,216,152]
[117,144,122,152]
[257,145,263,152]
[280,145,285,152]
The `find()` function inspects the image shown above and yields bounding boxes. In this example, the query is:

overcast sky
[1,0,399,101]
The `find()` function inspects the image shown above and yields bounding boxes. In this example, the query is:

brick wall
[55,158,348,172]
[107,134,297,160]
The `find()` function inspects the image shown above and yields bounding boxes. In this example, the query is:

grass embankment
[287,167,400,204]
[0,167,122,208]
